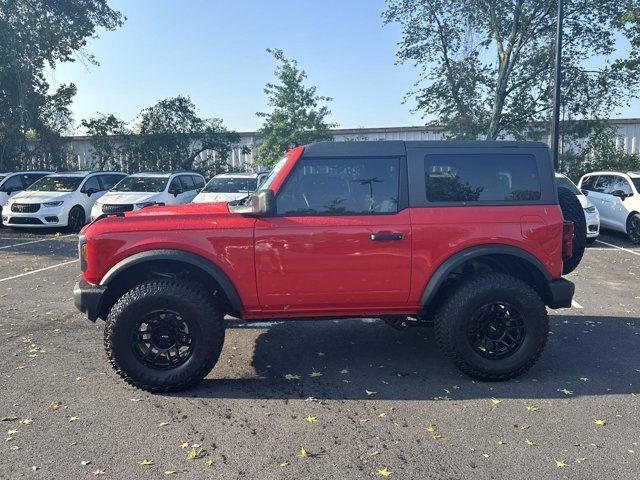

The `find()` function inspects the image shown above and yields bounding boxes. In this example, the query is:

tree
[83,96,241,178]
[383,0,640,141]
[255,49,336,167]
[0,0,124,170]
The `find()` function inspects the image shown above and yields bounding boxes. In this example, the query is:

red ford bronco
[74,141,582,392]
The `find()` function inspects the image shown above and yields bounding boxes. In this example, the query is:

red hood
[82,201,255,235]
[126,201,231,217]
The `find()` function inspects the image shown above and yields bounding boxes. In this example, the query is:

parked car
[578,171,640,243]
[192,172,269,204]
[2,171,126,231]
[0,171,52,226]
[91,172,205,221]
[555,173,599,244]
[75,140,580,392]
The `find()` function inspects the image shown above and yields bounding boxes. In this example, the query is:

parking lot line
[0,259,78,283]
[0,234,75,250]
[571,299,584,309]
[595,239,640,257]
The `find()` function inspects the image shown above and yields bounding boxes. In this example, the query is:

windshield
[556,176,581,195]
[111,176,168,193]
[28,176,83,192]
[258,156,288,192]
[202,177,258,194]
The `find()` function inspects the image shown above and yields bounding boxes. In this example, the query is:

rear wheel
[558,187,586,274]
[434,273,548,381]
[627,213,640,244]
[67,206,86,232]
[104,280,225,392]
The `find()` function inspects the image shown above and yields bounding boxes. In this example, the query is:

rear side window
[580,175,599,191]
[424,154,541,202]
[277,157,400,215]
[192,175,205,189]
[592,175,616,193]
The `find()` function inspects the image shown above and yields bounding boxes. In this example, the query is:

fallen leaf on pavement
[377,467,392,477]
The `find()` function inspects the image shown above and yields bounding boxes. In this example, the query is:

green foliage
[562,125,640,182]
[0,0,124,171]
[83,96,241,178]
[256,49,336,167]
[384,0,640,141]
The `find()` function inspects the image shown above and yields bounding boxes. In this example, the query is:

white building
[35,118,640,171]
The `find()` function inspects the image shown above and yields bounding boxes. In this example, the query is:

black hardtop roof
[304,140,549,157]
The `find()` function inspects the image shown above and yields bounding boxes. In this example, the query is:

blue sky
[50,0,638,134]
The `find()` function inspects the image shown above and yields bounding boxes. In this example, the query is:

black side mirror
[83,188,96,197]
[171,188,183,197]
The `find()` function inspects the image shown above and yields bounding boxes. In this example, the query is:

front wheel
[67,206,86,233]
[627,213,640,244]
[104,280,225,392]
[434,273,548,381]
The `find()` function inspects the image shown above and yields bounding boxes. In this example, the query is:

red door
[253,155,411,313]
[254,211,411,310]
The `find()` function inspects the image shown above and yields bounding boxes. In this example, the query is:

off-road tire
[434,273,548,381]
[558,186,586,274]
[627,213,640,244]
[104,280,225,392]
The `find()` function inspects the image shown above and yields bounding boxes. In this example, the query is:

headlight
[43,201,63,207]
[584,206,597,214]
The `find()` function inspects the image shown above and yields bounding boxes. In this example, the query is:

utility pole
[550,0,564,171]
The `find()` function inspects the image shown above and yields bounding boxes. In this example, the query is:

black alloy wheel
[467,302,526,360]
[68,206,85,232]
[627,213,640,244]
[132,310,195,369]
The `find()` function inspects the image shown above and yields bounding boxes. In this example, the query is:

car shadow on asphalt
[172,315,640,401]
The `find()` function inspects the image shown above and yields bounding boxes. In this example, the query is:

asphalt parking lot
[0,228,638,480]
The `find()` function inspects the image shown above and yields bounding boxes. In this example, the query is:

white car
[555,173,600,244]
[2,171,126,231]
[192,172,269,204]
[578,171,640,243]
[0,171,52,224]
[91,172,205,220]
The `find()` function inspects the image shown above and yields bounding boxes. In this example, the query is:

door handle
[371,232,404,241]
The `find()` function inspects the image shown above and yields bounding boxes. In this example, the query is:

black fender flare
[100,249,243,315]
[419,244,551,307]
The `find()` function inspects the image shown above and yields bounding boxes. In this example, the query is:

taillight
[562,221,574,260]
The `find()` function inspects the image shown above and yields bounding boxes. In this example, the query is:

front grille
[8,217,43,225]
[102,204,134,214]
[11,203,40,213]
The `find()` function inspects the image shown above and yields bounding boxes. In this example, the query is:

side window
[580,175,599,191]
[2,175,25,191]
[168,177,182,194]
[611,176,633,195]
[81,176,101,193]
[179,175,196,191]
[593,175,616,194]
[277,157,400,215]
[424,154,541,202]
[100,174,125,191]
[192,175,205,189]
